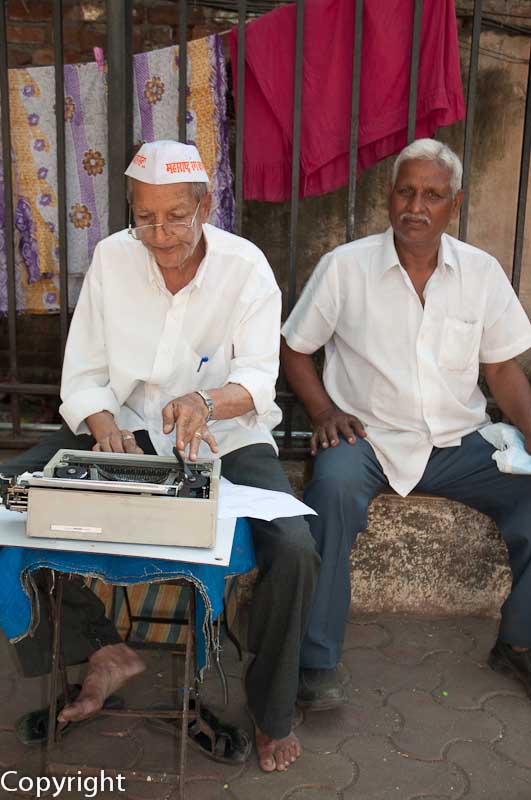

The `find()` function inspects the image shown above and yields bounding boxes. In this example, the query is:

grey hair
[391,139,463,196]
[126,177,209,204]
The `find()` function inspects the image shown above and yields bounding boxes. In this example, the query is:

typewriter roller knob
[178,473,209,497]
[54,465,89,480]
[184,474,208,490]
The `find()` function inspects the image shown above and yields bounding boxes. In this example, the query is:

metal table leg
[44,573,205,794]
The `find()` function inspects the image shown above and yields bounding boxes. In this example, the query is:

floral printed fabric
[0,35,233,314]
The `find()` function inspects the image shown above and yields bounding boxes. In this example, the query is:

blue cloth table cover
[0,518,255,673]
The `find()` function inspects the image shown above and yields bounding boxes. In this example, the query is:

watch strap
[195,389,214,423]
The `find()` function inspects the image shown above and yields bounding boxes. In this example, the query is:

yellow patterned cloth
[0,36,233,314]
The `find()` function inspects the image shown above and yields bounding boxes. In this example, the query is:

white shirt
[60,223,282,458]
[282,228,531,496]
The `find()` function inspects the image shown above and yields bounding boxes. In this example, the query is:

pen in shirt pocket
[197,355,209,372]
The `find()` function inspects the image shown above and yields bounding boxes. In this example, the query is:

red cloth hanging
[229,0,465,202]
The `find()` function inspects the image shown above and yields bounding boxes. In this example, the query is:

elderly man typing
[4,140,319,772]
[282,139,531,709]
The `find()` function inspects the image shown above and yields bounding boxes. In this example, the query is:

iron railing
[0,0,530,453]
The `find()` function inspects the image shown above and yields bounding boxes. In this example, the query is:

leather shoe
[297,667,346,710]
[488,638,531,696]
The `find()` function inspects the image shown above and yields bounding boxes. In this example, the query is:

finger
[134,445,145,455]
[98,437,113,452]
[121,431,138,454]
[324,422,340,447]
[349,416,367,437]
[338,418,357,444]
[175,411,194,453]
[188,431,202,462]
[161,402,176,435]
[108,432,125,453]
[177,409,206,453]
[92,443,101,452]
[318,426,330,449]
[201,428,218,454]
[310,431,319,456]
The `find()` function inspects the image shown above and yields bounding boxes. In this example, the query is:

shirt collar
[145,224,210,293]
[379,227,458,277]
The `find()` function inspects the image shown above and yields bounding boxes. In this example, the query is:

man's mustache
[399,213,430,225]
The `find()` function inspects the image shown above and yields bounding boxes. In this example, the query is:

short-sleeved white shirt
[60,223,282,458]
[282,228,531,496]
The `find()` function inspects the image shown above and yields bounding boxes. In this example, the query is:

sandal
[15,684,124,746]
[147,701,252,765]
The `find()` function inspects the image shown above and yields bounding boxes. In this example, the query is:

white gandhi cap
[124,140,209,185]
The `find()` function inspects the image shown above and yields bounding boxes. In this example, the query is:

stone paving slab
[343,619,392,650]
[341,734,466,799]
[455,618,500,662]
[298,703,400,750]
[446,740,531,800]
[2,616,531,799]
[376,617,476,664]
[388,688,502,760]
[342,646,443,709]
[427,651,525,710]
[227,750,356,800]
[485,694,531,770]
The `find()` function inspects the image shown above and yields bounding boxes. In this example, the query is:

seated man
[2,140,319,772]
[281,138,531,709]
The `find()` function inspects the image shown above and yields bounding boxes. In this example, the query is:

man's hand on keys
[162,393,218,461]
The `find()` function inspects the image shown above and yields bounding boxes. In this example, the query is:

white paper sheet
[0,506,238,567]
[218,477,316,521]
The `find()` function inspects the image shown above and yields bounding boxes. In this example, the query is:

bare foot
[255,726,301,772]
[58,643,145,723]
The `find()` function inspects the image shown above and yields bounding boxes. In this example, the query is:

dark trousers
[2,427,319,740]
[301,432,531,669]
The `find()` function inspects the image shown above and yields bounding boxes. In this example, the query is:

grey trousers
[301,432,531,669]
[3,427,319,739]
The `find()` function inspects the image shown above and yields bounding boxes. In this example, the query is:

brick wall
[5,0,530,70]
[5,0,234,68]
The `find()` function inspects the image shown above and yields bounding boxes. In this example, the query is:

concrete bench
[234,459,511,620]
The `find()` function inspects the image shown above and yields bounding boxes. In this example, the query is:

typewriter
[0,449,220,548]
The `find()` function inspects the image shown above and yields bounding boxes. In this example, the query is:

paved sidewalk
[1,614,530,799]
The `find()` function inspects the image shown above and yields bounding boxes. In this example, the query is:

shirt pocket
[438,317,481,371]
[187,342,229,391]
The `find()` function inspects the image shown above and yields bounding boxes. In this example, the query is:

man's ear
[200,193,212,223]
[451,189,464,219]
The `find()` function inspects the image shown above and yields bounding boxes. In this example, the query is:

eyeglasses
[127,201,201,241]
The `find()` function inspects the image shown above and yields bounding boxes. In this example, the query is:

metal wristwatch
[195,389,214,423]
